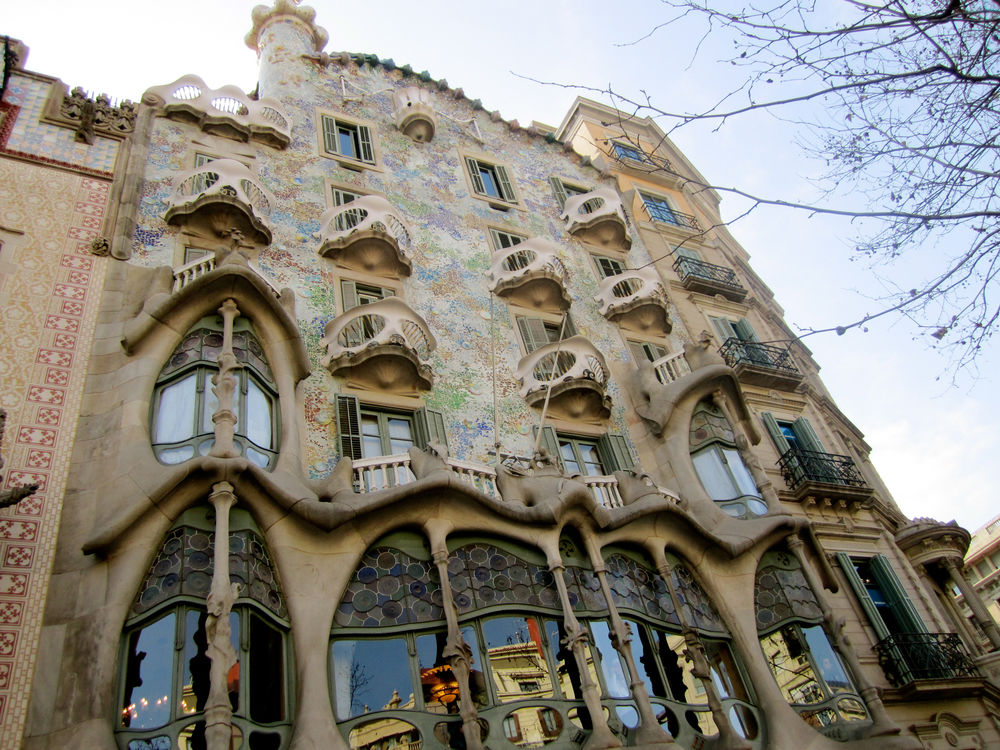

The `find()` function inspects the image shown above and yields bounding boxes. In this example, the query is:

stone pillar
[943,558,1000,651]
[204,482,240,750]
[208,298,241,459]
[425,524,484,750]
[786,534,900,738]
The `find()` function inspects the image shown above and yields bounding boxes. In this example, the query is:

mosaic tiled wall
[0,79,114,742]
[128,24,691,478]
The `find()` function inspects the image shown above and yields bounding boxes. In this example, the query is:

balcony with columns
[164,159,275,245]
[595,267,672,335]
[320,298,435,392]
[560,187,631,250]
[515,336,611,421]
[487,237,570,313]
[143,74,292,148]
[318,195,413,277]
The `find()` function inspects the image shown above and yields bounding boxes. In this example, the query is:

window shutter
[836,552,891,641]
[194,153,214,167]
[734,318,759,342]
[518,317,548,354]
[322,116,340,155]
[761,412,791,454]
[870,554,927,634]
[357,124,375,163]
[340,280,360,311]
[550,177,569,209]
[598,433,635,473]
[675,246,700,260]
[495,165,516,202]
[562,314,577,338]
[414,408,448,450]
[466,158,486,195]
[709,316,736,344]
[792,417,825,453]
[533,425,564,471]
[335,395,363,460]
[380,286,396,298]
[627,340,649,364]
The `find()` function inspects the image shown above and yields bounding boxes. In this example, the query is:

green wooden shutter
[870,555,926,634]
[380,286,396,299]
[550,176,569,209]
[734,318,759,342]
[710,316,736,343]
[414,408,448,450]
[627,340,649,364]
[598,433,635,472]
[335,395,363,460]
[466,158,486,196]
[194,152,214,167]
[675,246,700,260]
[357,124,375,163]
[518,317,548,353]
[792,417,824,453]
[533,425,564,471]
[562,314,577,338]
[761,412,791,454]
[340,280,360,311]
[322,116,340,155]
[495,165,516,202]
[836,552,891,640]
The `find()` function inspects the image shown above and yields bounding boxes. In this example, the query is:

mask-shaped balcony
[143,75,292,148]
[393,86,437,143]
[487,238,570,313]
[560,187,631,250]
[719,338,804,390]
[672,256,748,302]
[318,196,413,277]
[164,159,274,245]
[595,267,672,334]
[321,298,435,391]
[516,336,611,421]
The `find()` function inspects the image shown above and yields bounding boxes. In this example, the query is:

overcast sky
[6,1,997,532]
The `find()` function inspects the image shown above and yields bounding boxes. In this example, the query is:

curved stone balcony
[143,74,292,148]
[595,267,672,334]
[320,298,435,391]
[560,187,631,250]
[393,86,437,143]
[164,159,274,245]
[487,237,570,312]
[515,336,611,421]
[318,196,413,277]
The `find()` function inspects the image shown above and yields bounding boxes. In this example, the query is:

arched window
[151,317,278,468]
[689,400,766,519]
[118,507,290,749]
[755,548,868,739]
[599,546,758,745]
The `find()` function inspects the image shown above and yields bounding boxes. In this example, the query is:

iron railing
[777,448,868,490]
[873,632,979,686]
[642,202,700,230]
[719,338,800,376]
[673,257,746,292]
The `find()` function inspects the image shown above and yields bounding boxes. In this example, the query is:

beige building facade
[1,4,999,750]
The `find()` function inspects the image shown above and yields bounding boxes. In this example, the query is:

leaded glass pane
[671,563,725,633]
[754,552,823,631]
[689,402,736,449]
[563,566,606,613]
[336,546,443,627]
[605,554,677,624]
[448,543,558,613]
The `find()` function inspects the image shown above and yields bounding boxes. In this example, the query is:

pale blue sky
[6,1,997,531]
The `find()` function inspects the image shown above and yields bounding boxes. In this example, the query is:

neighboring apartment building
[2,3,1000,749]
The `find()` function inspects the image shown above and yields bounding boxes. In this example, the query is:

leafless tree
[556,1,1000,370]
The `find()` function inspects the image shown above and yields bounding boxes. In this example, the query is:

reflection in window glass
[417,631,461,714]
[121,613,176,729]
[482,616,554,703]
[333,639,412,719]
[589,621,629,698]
[802,626,852,694]
[461,626,489,708]
[760,628,825,705]
[249,611,285,722]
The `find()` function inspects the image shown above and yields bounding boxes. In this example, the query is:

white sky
[6,1,997,532]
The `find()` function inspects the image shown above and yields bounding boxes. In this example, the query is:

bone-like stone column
[204,481,240,750]
[942,557,1000,651]
[209,298,241,459]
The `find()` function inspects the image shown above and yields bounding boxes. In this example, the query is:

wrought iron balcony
[164,159,274,245]
[515,336,611,421]
[672,256,747,301]
[641,202,699,230]
[719,338,803,389]
[777,448,867,491]
[488,237,570,312]
[560,187,631,250]
[595,267,672,334]
[318,195,413,277]
[143,74,291,148]
[321,298,435,391]
[873,632,979,686]
[392,86,437,143]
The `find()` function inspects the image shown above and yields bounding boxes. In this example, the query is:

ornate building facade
[2,4,1000,749]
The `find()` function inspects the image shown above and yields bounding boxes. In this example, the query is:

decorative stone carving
[393,86,437,142]
[245,0,329,54]
[55,86,136,143]
[515,335,612,421]
[88,237,110,256]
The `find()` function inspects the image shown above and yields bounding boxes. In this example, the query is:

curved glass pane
[802,626,852,694]
[154,374,196,443]
[691,448,736,500]
[417,630,461,713]
[121,613,176,729]
[723,448,759,497]
[245,379,272,449]
[348,717,420,750]
[482,616,554,703]
[589,621,629,698]
[332,638,412,720]
[504,706,563,746]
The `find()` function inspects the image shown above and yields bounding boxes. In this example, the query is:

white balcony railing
[352,453,498,496]
[166,158,274,225]
[650,350,691,384]
[318,195,413,275]
[144,74,292,147]
[560,187,630,249]
[172,255,215,292]
[582,475,624,508]
[515,336,609,398]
